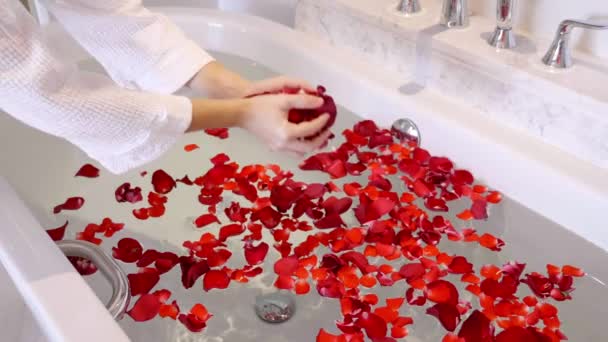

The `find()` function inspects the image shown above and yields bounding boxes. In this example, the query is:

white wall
[470,0,608,59]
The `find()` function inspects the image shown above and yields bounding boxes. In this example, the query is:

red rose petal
[295,280,310,294]
[354,120,379,136]
[207,249,232,267]
[178,304,212,333]
[128,294,161,322]
[429,157,453,173]
[101,218,124,237]
[46,221,68,241]
[218,224,245,242]
[486,191,503,204]
[471,200,488,220]
[412,148,431,165]
[458,310,493,341]
[75,164,100,178]
[203,270,230,291]
[179,256,210,289]
[479,233,505,251]
[443,333,465,342]
[357,312,388,339]
[184,144,199,152]
[112,238,143,263]
[205,128,229,139]
[274,275,295,290]
[425,280,459,305]
[274,256,299,276]
[194,214,220,228]
[254,206,282,228]
[495,327,540,342]
[151,170,176,194]
[317,329,347,342]
[317,276,345,298]
[53,197,85,214]
[115,183,143,203]
[128,268,160,296]
[327,160,347,179]
[159,300,180,320]
[133,208,149,220]
[148,204,166,218]
[425,197,449,212]
[448,256,474,274]
[354,197,395,224]
[427,303,461,332]
[562,265,585,277]
[244,242,269,265]
[154,252,179,274]
[451,170,474,185]
[399,263,426,281]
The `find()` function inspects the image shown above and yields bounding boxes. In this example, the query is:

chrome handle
[488,0,516,49]
[440,0,469,28]
[57,240,130,320]
[397,0,421,15]
[542,19,608,68]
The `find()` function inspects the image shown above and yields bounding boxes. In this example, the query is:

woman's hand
[238,76,331,155]
[188,75,331,155]
[239,91,331,155]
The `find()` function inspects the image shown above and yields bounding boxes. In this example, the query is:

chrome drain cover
[254,292,296,324]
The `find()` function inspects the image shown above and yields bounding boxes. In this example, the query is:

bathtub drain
[254,292,296,324]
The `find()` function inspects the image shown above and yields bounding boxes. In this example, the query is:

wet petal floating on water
[151,169,176,194]
[128,268,160,296]
[203,270,230,292]
[204,128,229,139]
[128,294,162,322]
[112,238,143,263]
[244,242,269,266]
[115,183,143,203]
[46,221,68,241]
[53,197,84,214]
[75,164,100,178]
[184,144,199,152]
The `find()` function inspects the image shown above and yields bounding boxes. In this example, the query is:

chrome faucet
[440,0,468,28]
[397,0,421,15]
[488,0,516,49]
[542,19,608,68]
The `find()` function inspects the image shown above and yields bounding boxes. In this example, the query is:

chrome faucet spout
[542,19,608,68]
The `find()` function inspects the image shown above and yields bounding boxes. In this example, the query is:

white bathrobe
[0,0,215,173]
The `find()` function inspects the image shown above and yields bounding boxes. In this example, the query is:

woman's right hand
[237,91,331,155]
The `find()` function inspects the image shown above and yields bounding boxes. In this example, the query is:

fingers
[286,113,330,139]
[284,129,333,154]
[245,76,315,97]
[283,94,324,110]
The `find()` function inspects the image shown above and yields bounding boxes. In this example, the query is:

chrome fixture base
[254,292,296,323]
[57,240,130,320]
[397,0,421,15]
[489,0,516,49]
[391,118,421,147]
[440,0,469,28]
[542,19,607,69]
[488,27,516,49]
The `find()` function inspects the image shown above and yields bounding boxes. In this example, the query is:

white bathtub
[2,5,608,342]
